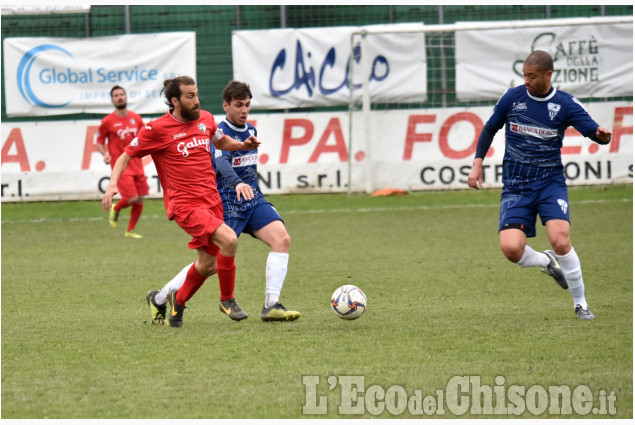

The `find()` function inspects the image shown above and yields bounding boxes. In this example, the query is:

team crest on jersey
[249,129,255,137]
[548,103,561,121]
[130,137,139,147]
[198,123,207,133]
[130,118,136,125]
[557,199,568,214]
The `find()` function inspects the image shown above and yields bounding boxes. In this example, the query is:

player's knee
[500,243,523,263]
[277,232,291,251]
[551,239,572,256]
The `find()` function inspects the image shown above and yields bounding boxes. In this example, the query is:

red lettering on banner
[562,128,582,155]
[611,106,633,153]
[439,112,488,159]
[81,126,100,170]
[403,114,435,160]
[2,128,30,171]
[308,118,347,163]
[281,119,313,164]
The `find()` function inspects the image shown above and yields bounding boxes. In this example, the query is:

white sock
[556,248,587,309]
[155,262,193,305]
[264,252,289,308]
[517,245,549,268]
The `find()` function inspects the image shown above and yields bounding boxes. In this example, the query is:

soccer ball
[331,285,367,320]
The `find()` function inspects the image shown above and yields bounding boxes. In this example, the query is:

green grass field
[1,185,632,419]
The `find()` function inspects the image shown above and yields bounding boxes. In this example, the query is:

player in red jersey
[102,76,260,327]
[96,86,148,238]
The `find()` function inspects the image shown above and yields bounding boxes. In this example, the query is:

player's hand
[243,135,261,150]
[102,186,118,211]
[596,126,612,144]
[467,160,483,190]
[236,182,254,201]
[103,152,111,164]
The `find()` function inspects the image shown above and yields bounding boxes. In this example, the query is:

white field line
[1,198,631,225]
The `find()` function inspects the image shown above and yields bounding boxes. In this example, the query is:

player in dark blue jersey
[158,81,300,322]
[467,50,612,320]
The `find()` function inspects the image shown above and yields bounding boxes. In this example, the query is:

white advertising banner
[1,102,631,202]
[232,23,427,109]
[455,18,633,101]
[2,32,196,117]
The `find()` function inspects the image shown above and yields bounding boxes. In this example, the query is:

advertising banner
[2,32,196,117]
[455,19,633,101]
[232,23,427,109]
[1,102,631,202]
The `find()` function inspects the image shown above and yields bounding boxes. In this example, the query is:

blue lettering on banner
[16,44,160,109]
[269,40,390,98]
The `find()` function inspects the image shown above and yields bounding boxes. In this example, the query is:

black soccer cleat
[146,289,166,325]
[167,289,186,328]
[541,250,568,289]
[219,298,248,321]
[575,304,595,320]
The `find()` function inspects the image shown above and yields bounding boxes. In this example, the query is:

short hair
[161,75,196,109]
[525,50,554,72]
[110,85,125,98]
[223,80,252,104]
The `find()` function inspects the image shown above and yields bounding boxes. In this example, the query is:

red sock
[176,263,207,305]
[114,198,130,212]
[217,254,236,301]
[127,203,143,232]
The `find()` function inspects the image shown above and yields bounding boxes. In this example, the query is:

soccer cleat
[109,206,119,229]
[219,298,248,321]
[540,250,568,289]
[125,231,143,239]
[575,304,595,320]
[261,302,301,322]
[146,290,166,325]
[167,289,186,328]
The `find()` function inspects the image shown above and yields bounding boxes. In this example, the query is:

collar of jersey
[526,87,557,102]
[222,118,248,132]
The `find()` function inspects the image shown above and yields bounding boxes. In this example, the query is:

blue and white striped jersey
[212,118,263,212]
[483,85,602,189]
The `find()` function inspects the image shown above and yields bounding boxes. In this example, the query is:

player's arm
[569,97,612,145]
[211,128,261,151]
[102,152,132,211]
[96,121,112,164]
[215,154,254,201]
[467,91,509,190]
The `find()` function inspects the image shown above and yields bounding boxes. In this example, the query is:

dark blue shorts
[224,197,283,238]
[499,180,570,238]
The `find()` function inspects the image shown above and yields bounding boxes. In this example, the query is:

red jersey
[125,109,225,219]
[97,111,145,176]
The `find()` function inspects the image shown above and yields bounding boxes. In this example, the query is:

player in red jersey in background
[102,76,260,327]
[96,85,148,238]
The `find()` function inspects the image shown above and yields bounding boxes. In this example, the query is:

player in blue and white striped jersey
[467,50,612,320]
[213,81,300,322]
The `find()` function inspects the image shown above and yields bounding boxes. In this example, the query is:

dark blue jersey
[212,119,263,212]
[481,85,602,189]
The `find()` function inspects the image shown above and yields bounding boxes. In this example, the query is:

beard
[181,104,200,121]
[114,101,127,110]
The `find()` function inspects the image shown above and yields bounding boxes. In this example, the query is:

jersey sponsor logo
[232,153,258,167]
[173,132,187,139]
[547,102,561,121]
[509,123,557,139]
[512,102,527,112]
[116,126,139,140]
[178,136,210,157]
[557,199,568,214]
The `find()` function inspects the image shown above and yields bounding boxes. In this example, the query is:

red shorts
[118,172,149,200]
[171,201,224,256]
